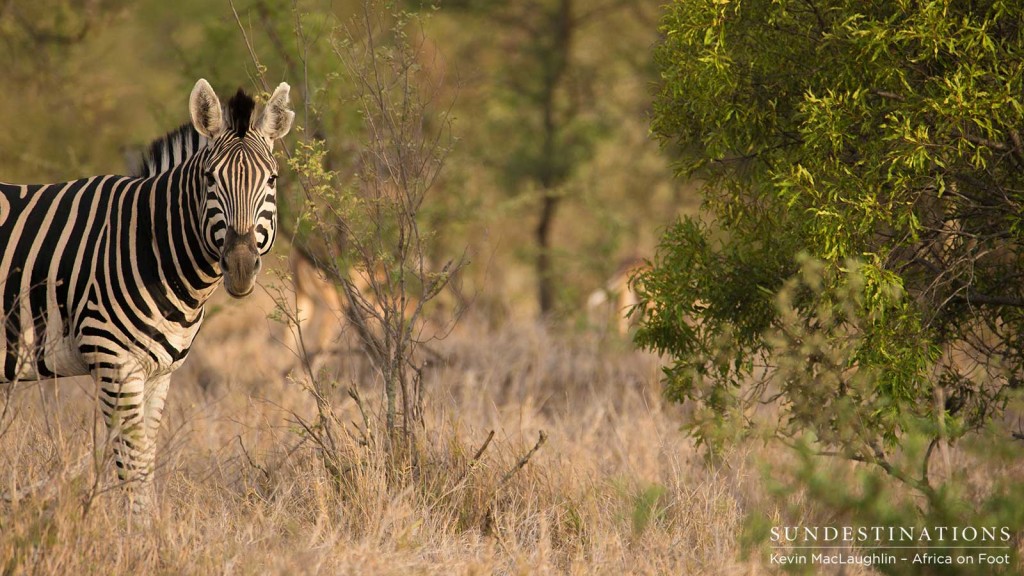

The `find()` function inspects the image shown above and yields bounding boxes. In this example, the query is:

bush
[638,0,1024,553]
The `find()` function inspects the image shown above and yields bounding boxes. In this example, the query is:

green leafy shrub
[639,0,1024,556]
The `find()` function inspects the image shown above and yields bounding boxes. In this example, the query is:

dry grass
[2,283,771,575]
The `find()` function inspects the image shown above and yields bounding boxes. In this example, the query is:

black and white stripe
[0,79,294,512]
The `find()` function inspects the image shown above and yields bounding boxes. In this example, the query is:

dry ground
[0,277,930,575]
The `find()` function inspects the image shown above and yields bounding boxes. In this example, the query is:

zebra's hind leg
[97,369,156,516]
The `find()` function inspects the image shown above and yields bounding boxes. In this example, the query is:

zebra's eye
[204,171,216,188]
[267,175,278,189]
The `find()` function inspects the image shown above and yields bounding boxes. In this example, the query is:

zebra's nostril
[220,258,231,273]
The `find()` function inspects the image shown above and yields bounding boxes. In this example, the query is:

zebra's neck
[125,123,223,311]
[142,154,223,312]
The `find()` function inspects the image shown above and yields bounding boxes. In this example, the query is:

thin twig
[472,430,496,463]
[237,435,271,481]
[499,431,547,486]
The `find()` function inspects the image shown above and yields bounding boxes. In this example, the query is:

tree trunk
[534,0,572,317]
[536,193,559,315]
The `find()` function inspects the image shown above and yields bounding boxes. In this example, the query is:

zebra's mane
[126,123,206,179]
[226,88,256,138]
[125,88,258,178]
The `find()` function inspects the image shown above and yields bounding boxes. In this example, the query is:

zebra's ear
[257,82,295,141]
[190,79,224,139]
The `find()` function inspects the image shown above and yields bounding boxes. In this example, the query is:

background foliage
[642,0,1024,454]
[640,0,1024,565]
[0,0,680,318]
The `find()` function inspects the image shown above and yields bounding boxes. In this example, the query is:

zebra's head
[188,79,294,298]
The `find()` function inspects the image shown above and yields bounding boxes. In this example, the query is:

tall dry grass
[0,282,770,575]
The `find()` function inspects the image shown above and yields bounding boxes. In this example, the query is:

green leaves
[645,0,1024,471]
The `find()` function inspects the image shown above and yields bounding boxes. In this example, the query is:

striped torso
[0,161,219,382]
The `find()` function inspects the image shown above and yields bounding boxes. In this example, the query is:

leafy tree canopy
[640,0,1024,460]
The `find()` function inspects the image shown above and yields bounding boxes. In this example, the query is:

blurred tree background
[0,0,684,319]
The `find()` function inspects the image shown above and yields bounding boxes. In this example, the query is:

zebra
[121,97,348,374]
[0,79,294,513]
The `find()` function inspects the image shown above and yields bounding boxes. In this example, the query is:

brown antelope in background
[586,256,648,336]
[288,245,439,368]
[289,245,346,365]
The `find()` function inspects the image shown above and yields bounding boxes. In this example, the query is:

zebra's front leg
[97,369,155,515]
[141,373,171,504]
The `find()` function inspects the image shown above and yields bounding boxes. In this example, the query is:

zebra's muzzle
[220,226,261,298]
